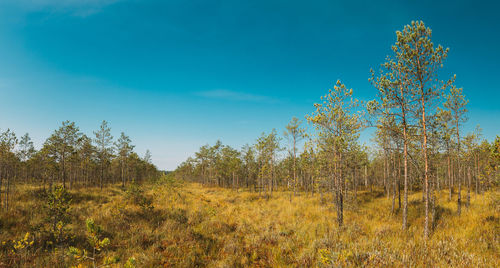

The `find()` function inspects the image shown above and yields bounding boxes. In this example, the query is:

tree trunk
[100,164,104,190]
[364,165,368,188]
[62,153,66,189]
[384,152,389,199]
[121,159,125,188]
[398,155,401,210]
[467,165,471,208]
[403,125,409,230]
[353,169,357,200]
[337,151,344,227]
[475,154,479,195]
[392,153,396,214]
[421,95,430,239]
[448,152,452,201]
[293,138,297,197]
[457,169,462,216]
[5,173,10,211]
[456,123,462,216]
[0,167,3,210]
[69,165,73,190]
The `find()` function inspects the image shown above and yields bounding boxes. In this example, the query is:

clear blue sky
[0,0,499,170]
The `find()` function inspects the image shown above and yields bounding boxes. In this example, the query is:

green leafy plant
[44,185,72,245]
[6,232,35,265]
[125,184,154,213]
[124,257,137,268]
[68,218,118,268]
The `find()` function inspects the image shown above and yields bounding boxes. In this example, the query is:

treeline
[0,120,160,210]
[173,21,500,238]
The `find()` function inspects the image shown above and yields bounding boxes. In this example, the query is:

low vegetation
[0,178,498,267]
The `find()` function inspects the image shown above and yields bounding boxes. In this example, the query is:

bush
[44,185,72,246]
[125,184,154,213]
[68,218,118,267]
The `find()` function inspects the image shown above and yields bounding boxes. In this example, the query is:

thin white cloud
[195,89,278,103]
[12,0,121,17]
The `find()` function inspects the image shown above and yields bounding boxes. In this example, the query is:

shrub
[68,218,118,267]
[125,184,154,213]
[5,232,35,265]
[44,185,72,245]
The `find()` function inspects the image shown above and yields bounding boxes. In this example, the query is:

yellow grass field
[1,179,498,267]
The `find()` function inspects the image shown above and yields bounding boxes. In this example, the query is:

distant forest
[0,120,160,208]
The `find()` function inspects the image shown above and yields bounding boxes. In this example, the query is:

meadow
[0,178,498,267]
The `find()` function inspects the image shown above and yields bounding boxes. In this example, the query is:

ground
[0,178,498,267]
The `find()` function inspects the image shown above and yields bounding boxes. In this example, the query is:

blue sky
[0,0,499,170]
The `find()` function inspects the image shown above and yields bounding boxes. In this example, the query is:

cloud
[195,89,278,103]
[12,0,121,17]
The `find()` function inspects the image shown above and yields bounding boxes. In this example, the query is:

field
[0,178,498,267]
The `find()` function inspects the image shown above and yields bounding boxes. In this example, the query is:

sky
[0,0,499,170]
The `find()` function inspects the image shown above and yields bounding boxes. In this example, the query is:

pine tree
[94,121,113,190]
[115,132,135,187]
[45,121,81,189]
[284,117,306,199]
[307,80,363,227]
[392,21,452,238]
[444,86,468,215]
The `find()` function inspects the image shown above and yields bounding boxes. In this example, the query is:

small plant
[12,232,34,252]
[125,184,154,213]
[7,232,35,265]
[124,257,137,268]
[44,185,72,245]
[68,218,118,268]
[318,248,332,265]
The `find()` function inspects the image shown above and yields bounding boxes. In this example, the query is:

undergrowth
[0,179,498,267]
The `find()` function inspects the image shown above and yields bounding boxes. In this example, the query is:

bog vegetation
[0,21,499,267]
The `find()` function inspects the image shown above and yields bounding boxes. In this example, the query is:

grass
[0,179,498,267]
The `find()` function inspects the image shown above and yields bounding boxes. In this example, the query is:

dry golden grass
[0,179,498,267]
